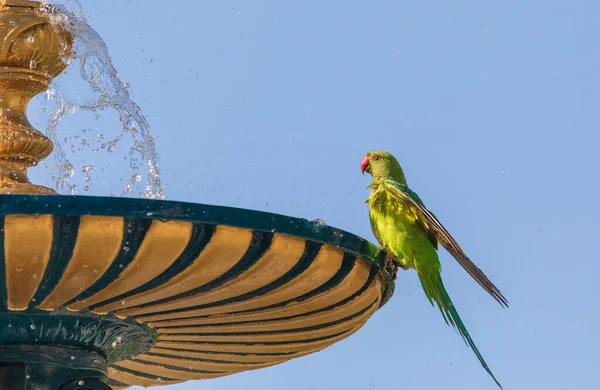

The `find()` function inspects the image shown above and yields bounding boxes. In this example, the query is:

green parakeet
[360,150,507,388]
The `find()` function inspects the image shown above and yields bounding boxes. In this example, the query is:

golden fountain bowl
[0,195,394,389]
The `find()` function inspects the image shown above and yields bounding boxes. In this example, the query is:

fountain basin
[0,195,395,389]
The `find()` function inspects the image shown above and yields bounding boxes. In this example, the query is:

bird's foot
[380,248,399,279]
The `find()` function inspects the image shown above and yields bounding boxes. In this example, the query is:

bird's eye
[372,155,379,160]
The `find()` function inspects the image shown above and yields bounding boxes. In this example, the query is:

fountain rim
[0,194,387,269]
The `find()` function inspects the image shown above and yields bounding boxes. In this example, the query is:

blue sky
[37,1,600,389]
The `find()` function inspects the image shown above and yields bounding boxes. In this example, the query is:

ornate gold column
[0,0,71,194]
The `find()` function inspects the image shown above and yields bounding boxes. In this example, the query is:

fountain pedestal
[0,0,72,195]
[0,345,110,389]
[0,2,395,389]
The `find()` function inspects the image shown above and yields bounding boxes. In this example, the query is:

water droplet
[27,36,34,44]
[78,380,84,385]
[71,356,76,360]
[30,324,35,330]
[81,164,95,172]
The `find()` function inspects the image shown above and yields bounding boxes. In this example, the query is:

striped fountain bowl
[0,195,394,389]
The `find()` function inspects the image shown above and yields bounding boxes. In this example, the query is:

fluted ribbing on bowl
[0,195,394,388]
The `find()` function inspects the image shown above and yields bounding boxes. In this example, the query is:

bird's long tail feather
[415,265,502,389]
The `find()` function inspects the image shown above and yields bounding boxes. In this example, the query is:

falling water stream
[29,1,164,199]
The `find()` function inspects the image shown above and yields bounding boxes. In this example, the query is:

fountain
[0,1,396,389]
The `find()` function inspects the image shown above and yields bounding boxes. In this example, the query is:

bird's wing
[382,180,508,308]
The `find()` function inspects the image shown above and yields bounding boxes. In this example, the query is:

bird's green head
[361,150,407,184]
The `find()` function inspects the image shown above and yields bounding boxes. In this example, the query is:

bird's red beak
[360,156,370,174]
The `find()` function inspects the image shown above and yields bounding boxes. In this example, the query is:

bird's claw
[379,248,398,279]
